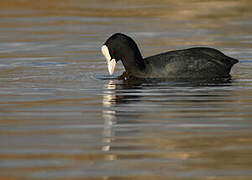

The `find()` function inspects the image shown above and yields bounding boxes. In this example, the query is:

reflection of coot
[101,33,238,80]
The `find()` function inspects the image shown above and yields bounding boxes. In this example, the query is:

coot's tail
[198,47,239,76]
[225,56,239,71]
[228,57,239,66]
[222,57,238,78]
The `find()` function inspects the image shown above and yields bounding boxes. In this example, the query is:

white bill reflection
[102,80,117,160]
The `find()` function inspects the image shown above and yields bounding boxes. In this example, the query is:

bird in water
[101,33,238,81]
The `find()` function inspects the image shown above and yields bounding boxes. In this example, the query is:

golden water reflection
[99,80,252,179]
[0,0,252,179]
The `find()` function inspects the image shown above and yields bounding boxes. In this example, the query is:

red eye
[111,50,114,54]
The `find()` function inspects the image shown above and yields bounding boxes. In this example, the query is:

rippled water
[1,0,252,179]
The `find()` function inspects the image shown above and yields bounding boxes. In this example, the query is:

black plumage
[102,33,238,80]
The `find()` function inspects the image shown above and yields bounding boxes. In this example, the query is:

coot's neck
[119,45,146,77]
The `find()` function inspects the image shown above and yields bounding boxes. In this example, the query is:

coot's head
[101,33,143,75]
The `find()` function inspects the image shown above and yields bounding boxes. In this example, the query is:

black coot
[101,33,238,80]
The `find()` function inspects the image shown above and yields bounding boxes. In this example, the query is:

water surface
[0,0,252,179]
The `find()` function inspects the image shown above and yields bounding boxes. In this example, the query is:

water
[0,0,252,179]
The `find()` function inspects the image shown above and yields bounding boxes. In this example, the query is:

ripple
[1,1,252,179]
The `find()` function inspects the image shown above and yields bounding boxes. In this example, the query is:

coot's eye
[111,50,114,54]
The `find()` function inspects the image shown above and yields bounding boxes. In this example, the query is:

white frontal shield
[101,45,116,75]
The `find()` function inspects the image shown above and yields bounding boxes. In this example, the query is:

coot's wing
[143,47,238,78]
[190,47,238,66]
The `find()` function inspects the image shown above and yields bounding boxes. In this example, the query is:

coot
[101,33,238,80]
